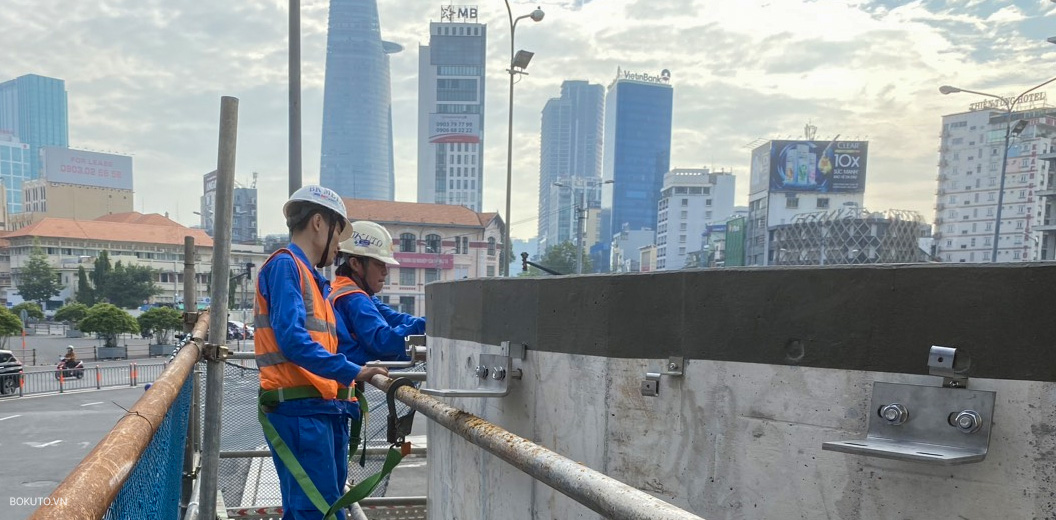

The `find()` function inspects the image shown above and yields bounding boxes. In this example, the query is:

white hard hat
[283,185,353,241]
[339,221,400,266]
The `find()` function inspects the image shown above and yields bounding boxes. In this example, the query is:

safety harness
[258,377,416,519]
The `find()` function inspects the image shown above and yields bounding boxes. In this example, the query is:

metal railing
[11,363,166,396]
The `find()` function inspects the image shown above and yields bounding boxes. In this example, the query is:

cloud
[1,0,1054,239]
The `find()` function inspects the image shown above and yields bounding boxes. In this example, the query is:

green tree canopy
[137,306,183,345]
[11,302,45,321]
[76,266,94,306]
[17,242,63,308]
[518,242,591,277]
[79,303,139,348]
[103,261,160,309]
[0,308,23,348]
[54,302,90,326]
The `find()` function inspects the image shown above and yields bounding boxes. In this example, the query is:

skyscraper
[417,7,487,211]
[598,68,673,270]
[0,74,69,211]
[320,0,401,200]
[537,80,604,256]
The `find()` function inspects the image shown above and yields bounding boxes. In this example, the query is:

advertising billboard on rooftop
[769,140,867,193]
[41,147,133,190]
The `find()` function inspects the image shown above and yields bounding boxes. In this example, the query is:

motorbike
[55,357,85,380]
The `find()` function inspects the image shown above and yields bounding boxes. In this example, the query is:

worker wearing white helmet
[254,186,389,519]
[328,221,425,368]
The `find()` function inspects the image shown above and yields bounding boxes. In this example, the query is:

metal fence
[214,356,427,513]
[6,363,166,397]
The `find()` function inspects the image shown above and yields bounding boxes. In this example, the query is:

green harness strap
[258,386,405,519]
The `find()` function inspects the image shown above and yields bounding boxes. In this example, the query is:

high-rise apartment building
[745,139,869,265]
[934,104,1056,262]
[655,168,736,270]
[416,7,487,211]
[0,132,30,216]
[0,74,69,208]
[599,68,673,270]
[320,0,401,200]
[537,80,604,256]
[200,170,258,244]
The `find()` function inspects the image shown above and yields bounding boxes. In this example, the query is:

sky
[3,0,1056,239]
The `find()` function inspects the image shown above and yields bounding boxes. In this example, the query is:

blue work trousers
[265,412,350,520]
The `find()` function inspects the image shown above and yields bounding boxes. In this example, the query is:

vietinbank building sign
[769,140,868,193]
[618,68,671,85]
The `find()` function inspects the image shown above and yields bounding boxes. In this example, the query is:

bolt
[491,367,506,381]
[952,410,982,433]
[668,362,678,371]
[474,365,488,379]
[879,403,908,425]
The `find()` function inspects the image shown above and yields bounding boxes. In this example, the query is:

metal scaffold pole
[199,96,239,520]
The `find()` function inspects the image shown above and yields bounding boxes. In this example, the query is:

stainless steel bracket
[823,346,993,465]
[641,356,684,397]
[365,336,429,368]
[421,353,521,398]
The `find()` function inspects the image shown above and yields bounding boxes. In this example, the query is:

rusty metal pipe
[367,374,706,520]
[29,312,210,520]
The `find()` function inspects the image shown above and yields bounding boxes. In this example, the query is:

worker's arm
[373,296,426,334]
[335,293,418,362]
[260,256,361,386]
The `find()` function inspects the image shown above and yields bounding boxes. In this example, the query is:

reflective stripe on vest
[254,248,342,400]
[328,276,368,306]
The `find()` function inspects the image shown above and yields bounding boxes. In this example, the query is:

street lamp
[940,76,1056,262]
[502,2,544,276]
[553,178,612,274]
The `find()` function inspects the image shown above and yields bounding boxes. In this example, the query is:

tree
[103,261,160,309]
[79,303,139,348]
[137,306,183,345]
[0,307,22,349]
[91,250,111,297]
[17,242,63,308]
[55,303,89,327]
[76,266,94,306]
[520,242,591,276]
[11,302,44,322]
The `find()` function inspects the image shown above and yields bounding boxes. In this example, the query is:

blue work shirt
[332,278,426,366]
[257,243,362,416]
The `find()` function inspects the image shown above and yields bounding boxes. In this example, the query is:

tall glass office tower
[599,69,673,270]
[537,80,604,255]
[320,0,401,200]
[416,14,487,211]
[0,74,69,212]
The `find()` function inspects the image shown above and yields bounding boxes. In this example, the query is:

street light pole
[940,76,1056,262]
[502,2,544,276]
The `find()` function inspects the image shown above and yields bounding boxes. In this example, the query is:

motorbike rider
[63,346,79,368]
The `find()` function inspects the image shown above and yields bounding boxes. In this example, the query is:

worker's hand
[355,366,389,382]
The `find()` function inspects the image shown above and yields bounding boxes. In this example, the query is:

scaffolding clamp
[202,342,230,362]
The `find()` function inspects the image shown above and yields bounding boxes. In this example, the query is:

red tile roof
[342,199,503,228]
[94,212,185,227]
[4,217,213,247]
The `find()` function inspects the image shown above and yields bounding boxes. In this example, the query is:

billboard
[749,143,771,194]
[724,217,746,267]
[41,147,133,190]
[769,140,867,193]
[428,114,480,144]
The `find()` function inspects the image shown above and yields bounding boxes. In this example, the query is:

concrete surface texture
[424,340,1056,519]
[422,265,1056,519]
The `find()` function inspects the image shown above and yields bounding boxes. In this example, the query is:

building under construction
[769,207,930,265]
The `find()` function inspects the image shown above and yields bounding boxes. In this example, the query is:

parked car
[228,320,253,340]
[0,349,23,395]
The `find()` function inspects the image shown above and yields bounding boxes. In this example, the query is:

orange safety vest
[254,248,344,400]
[328,275,369,307]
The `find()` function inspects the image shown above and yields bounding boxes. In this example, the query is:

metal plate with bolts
[421,353,519,398]
[640,356,685,397]
[822,382,996,465]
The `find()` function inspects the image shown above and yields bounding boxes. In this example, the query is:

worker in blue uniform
[328,221,425,366]
[255,186,388,520]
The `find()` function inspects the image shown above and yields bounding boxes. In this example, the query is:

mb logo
[441,5,478,22]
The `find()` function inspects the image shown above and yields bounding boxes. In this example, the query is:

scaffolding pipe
[179,236,199,517]
[199,96,239,520]
[29,313,210,520]
[367,375,706,520]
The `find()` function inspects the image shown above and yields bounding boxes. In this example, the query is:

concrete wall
[424,264,1056,519]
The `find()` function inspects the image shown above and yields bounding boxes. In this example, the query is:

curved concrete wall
[424,265,1056,519]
